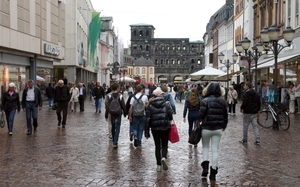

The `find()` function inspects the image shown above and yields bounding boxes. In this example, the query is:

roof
[133,56,154,66]
[130,23,154,27]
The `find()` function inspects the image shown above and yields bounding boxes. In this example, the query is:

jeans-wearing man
[92,82,105,113]
[21,79,42,135]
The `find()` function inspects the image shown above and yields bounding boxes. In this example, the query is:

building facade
[0,0,65,101]
[130,24,205,83]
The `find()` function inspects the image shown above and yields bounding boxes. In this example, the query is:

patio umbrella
[116,76,136,83]
[20,74,46,82]
[190,66,226,81]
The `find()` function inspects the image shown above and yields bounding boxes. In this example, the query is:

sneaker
[109,135,113,140]
[130,133,134,141]
[113,144,118,148]
[161,157,168,171]
[156,165,162,172]
[254,141,260,145]
[239,140,247,144]
[27,131,32,135]
[228,113,231,115]
[8,132,12,135]
[134,138,138,147]
[194,144,198,148]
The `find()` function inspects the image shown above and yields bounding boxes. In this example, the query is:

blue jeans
[95,98,103,111]
[111,116,121,145]
[48,97,54,107]
[132,116,146,146]
[5,109,16,133]
[188,111,199,138]
[25,102,38,132]
[243,113,260,142]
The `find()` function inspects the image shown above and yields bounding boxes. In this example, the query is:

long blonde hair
[189,88,199,106]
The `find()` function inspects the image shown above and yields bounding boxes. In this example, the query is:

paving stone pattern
[0,93,300,186]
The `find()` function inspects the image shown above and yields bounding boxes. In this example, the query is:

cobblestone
[0,94,300,186]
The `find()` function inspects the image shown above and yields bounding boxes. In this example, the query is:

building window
[172,59,175,64]
[139,30,143,37]
[191,59,195,64]
[296,0,299,26]
[177,59,181,64]
[146,30,149,36]
[177,45,181,50]
[183,46,186,50]
[288,0,291,26]
[161,59,164,64]
[146,45,149,51]
[142,67,146,74]
[139,45,143,51]
[150,68,153,74]
[167,45,170,50]
[198,59,201,65]
[133,30,137,36]
[161,45,164,50]
[136,68,140,74]
[155,59,158,65]
[166,59,169,64]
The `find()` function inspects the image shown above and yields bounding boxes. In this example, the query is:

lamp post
[120,65,128,84]
[218,52,237,89]
[235,37,264,91]
[260,24,295,103]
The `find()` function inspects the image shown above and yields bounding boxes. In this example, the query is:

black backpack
[109,94,122,115]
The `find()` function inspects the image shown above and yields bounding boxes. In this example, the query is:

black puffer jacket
[199,82,228,130]
[145,97,173,137]
[240,89,261,114]
[1,91,21,111]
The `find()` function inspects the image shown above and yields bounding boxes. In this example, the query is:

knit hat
[8,82,16,88]
[152,87,164,96]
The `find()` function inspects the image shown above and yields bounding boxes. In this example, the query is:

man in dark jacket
[240,82,261,145]
[78,82,87,112]
[54,79,70,128]
[46,83,55,107]
[22,79,43,135]
[92,82,105,113]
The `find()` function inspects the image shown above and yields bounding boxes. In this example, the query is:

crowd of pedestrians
[2,78,298,183]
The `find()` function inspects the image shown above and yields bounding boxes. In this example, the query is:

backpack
[164,94,174,114]
[109,94,122,115]
[132,95,145,117]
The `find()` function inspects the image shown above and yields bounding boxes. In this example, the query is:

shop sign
[44,43,60,56]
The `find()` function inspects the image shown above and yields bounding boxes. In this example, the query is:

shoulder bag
[0,112,6,128]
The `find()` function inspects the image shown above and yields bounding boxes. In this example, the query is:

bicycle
[257,102,290,131]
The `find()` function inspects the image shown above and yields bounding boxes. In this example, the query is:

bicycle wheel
[257,111,273,128]
[277,112,290,131]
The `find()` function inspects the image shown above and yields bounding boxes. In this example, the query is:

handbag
[188,121,202,145]
[0,112,6,128]
[231,93,238,104]
[169,120,180,143]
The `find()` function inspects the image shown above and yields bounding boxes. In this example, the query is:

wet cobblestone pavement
[1,93,300,187]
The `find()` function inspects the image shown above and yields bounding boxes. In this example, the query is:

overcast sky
[91,0,226,47]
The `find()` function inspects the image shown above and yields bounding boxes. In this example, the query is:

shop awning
[255,53,300,69]
[159,77,167,81]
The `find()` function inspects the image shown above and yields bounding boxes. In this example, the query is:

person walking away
[93,82,105,113]
[173,84,178,101]
[288,83,296,114]
[21,79,42,135]
[227,86,238,115]
[183,88,201,147]
[105,83,127,148]
[104,86,113,140]
[144,84,150,99]
[145,87,173,172]
[125,89,137,142]
[240,82,261,144]
[46,83,55,107]
[198,82,228,181]
[294,82,300,114]
[161,85,176,114]
[1,82,21,135]
[129,85,148,147]
[78,82,86,112]
[54,79,70,128]
[69,83,79,112]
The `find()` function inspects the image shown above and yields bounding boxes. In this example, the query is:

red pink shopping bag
[169,120,180,143]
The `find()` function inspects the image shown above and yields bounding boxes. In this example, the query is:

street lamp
[260,24,295,103]
[236,37,264,91]
[218,52,236,89]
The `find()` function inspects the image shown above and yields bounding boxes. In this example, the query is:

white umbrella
[190,66,226,81]
[116,76,136,83]
[20,74,46,82]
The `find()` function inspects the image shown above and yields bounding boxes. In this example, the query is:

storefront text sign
[44,43,60,56]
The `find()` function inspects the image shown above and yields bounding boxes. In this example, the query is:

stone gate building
[130,23,205,84]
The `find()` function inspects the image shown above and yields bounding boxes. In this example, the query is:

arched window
[150,68,153,74]
[146,30,149,36]
[172,59,175,64]
[146,45,149,51]
[197,59,201,64]
[150,77,153,82]
[161,45,165,50]
[191,59,195,64]
[139,45,143,50]
[139,30,143,36]
[177,59,181,64]
[155,59,158,65]
[177,45,181,50]
[161,59,164,64]
[166,59,169,64]
[183,46,186,50]
[133,30,137,36]
[136,67,140,74]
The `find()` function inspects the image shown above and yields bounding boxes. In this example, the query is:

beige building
[0,0,65,101]
[131,57,155,84]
